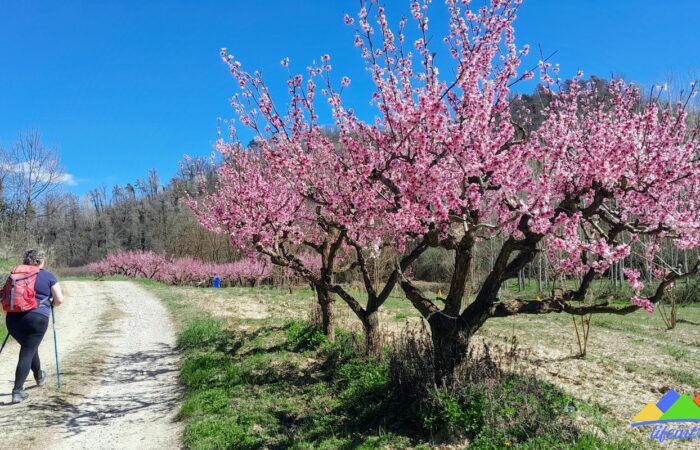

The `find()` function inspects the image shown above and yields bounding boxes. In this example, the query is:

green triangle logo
[659,394,700,421]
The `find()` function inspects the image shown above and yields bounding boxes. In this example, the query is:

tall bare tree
[7,130,67,220]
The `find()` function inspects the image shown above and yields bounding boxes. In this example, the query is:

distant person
[2,249,64,403]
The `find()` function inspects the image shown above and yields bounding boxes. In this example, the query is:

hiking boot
[35,370,46,387]
[11,389,28,404]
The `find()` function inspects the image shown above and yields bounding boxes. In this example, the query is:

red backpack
[1,265,41,313]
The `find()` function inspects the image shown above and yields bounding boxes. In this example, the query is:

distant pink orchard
[88,251,272,287]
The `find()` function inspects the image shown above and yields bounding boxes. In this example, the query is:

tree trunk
[362,310,382,356]
[428,313,469,383]
[618,259,625,289]
[444,239,473,314]
[316,286,336,341]
[610,263,615,288]
[518,269,525,291]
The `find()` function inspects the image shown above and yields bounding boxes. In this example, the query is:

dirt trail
[0,280,181,450]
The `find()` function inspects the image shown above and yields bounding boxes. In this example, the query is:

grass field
[0,258,17,342]
[136,279,700,448]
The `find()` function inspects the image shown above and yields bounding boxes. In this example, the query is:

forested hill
[0,151,233,267]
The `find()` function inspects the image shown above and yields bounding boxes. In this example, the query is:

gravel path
[0,280,182,449]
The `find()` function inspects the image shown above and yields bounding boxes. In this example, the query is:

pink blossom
[631,296,655,313]
[623,268,644,293]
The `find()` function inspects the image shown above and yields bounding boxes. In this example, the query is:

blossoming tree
[195,0,700,376]
[192,95,429,352]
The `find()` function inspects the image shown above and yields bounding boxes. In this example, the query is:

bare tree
[7,130,67,219]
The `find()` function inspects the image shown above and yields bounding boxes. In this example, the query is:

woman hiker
[3,249,64,403]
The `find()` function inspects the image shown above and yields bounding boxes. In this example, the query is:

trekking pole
[50,303,61,389]
[0,333,9,357]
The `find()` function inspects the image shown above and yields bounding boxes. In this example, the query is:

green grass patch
[0,257,18,274]
[623,362,640,373]
[663,345,689,361]
[171,314,636,449]
[0,258,14,341]
[136,281,644,449]
[666,368,700,389]
[284,320,328,351]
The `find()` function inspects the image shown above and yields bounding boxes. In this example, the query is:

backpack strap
[13,272,39,282]
[9,277,15,310]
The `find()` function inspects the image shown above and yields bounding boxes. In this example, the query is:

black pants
[6,312,49,391]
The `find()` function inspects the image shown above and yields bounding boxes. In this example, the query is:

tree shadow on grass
[212,325,420,448]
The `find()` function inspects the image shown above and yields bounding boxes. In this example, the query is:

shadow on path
[0,343,181,438]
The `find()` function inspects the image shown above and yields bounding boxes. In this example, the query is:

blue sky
[1,1,698,195]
